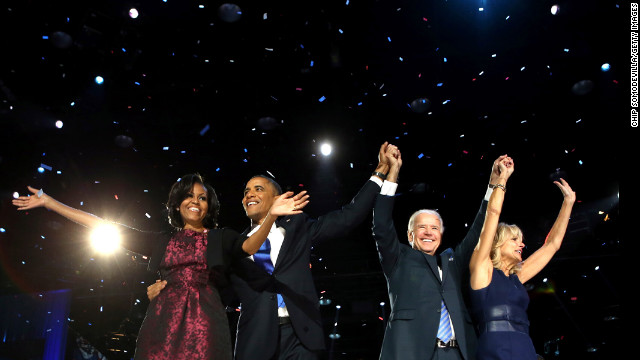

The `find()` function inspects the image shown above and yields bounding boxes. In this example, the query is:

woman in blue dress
[469,157,576,360]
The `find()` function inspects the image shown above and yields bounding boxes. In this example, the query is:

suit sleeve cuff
[369,176,384,187]
[381,180,398,196]
[484,185,493,201]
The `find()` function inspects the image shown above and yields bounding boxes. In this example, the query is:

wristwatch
[372,171,387,180]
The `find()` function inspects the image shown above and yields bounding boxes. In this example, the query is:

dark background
[0,0,627,359]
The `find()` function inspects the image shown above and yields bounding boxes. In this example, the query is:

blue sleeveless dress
[470,268,537,360]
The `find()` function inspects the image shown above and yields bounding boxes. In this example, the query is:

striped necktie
[437,300,453,343]
[253,238,285,308]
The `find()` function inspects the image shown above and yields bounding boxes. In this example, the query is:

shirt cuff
[381,180,398,196]
[484,185,494,201]
[369,176,384,187]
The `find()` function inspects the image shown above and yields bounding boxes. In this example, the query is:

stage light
[55,120,63,128]
[551,5,559,15]
[90,224,122,254]
[601,63,610,72]
[129,8,139,19]
[94,76,104,85]
[320,143,332,156]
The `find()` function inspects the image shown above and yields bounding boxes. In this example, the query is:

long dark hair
[166,173,219,229]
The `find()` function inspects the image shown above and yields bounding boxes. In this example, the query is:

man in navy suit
[372,146,509,360]
[230,142,393,360]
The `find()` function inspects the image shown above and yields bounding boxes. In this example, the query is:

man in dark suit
[372,146,508,360]
[230,142,392,360]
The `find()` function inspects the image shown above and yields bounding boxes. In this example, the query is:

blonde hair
[491,223,523,274]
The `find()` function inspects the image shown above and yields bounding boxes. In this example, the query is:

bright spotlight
[129,8,139,19]
[94,76,104,85]
[320,143,332,156]
[600,63,610,72]
[55,120,63,128]
[90,224,122,254]
[550,5,559,15]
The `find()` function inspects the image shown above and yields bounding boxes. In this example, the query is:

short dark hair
[249,174,282,195]
[166,173,219,229]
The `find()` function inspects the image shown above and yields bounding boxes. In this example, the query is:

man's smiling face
[407,213,443,255]
[242,176,277,224]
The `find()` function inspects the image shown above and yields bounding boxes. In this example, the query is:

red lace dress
[134,229,232,360]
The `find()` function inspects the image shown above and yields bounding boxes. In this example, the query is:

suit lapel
[422,253,441,283]
[440,253,449,284]
[272,216,291,271]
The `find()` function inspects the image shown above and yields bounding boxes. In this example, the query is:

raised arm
[470,157,514,290]
[13,186,110,228]
[517,178,575,284]
[241,190,310,255]
[309,142,390,242]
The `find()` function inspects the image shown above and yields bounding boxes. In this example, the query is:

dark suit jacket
[372,194,487,360]
[230,180,381,360]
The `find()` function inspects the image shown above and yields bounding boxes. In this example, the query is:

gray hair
[407,209,445,244]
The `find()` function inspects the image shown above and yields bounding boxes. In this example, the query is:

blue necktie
[437,300,453,342]
[253,238,285,308]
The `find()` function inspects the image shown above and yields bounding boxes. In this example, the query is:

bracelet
[37,189,44,198]
[372,171,387,180]
[489,183,506,192]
